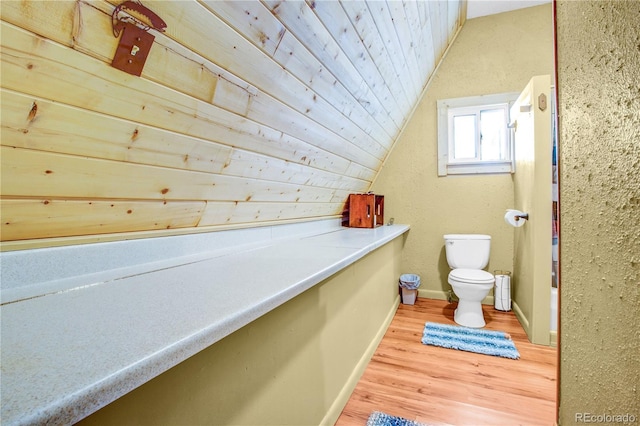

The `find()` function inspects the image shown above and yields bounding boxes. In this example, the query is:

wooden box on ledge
[345,193,384,228]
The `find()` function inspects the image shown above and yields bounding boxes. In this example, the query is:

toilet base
[454,299,486,328]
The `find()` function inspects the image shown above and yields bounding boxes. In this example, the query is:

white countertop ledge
[0,223,409,426]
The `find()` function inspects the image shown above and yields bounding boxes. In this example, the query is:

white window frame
[437,92,519,176]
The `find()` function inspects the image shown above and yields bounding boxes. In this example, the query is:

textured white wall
[556,1,640,422]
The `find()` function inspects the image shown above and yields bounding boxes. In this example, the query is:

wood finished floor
[335,298,557,426]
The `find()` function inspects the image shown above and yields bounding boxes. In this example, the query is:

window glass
[479,108,506,160]
[452,114,477,159]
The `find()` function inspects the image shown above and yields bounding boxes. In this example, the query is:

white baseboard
[512,300,556,347]
[419,289,449,301]
[512,300,531,337]
[419,289,494,305]
[320,295,401,426]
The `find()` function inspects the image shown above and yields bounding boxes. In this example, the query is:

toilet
[444,234,495,328]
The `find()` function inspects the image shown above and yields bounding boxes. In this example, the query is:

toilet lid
[449,269,495,284]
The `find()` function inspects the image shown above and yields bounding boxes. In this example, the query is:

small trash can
[399,274,421,305]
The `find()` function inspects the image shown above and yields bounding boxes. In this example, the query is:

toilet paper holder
[504,209,530,227]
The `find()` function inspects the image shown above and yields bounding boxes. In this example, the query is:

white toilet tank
[444,234,491,269]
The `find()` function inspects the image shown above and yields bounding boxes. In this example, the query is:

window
[437,93,519,176]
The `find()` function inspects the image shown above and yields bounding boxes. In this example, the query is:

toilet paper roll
[505,209,526,227]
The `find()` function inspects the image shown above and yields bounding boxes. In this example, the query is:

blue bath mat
[367,411,428,426]
[421,322,520,359]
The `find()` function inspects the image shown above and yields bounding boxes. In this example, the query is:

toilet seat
[449,268,494,284]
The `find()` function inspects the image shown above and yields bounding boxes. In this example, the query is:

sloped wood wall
[1,0,463,248]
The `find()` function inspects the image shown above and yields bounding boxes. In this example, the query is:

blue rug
[421,322,520,359]
[367,411,428,426]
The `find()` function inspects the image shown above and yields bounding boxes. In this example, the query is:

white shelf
[0,222,409,426]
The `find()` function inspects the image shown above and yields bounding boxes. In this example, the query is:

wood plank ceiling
[0,0,464,246]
